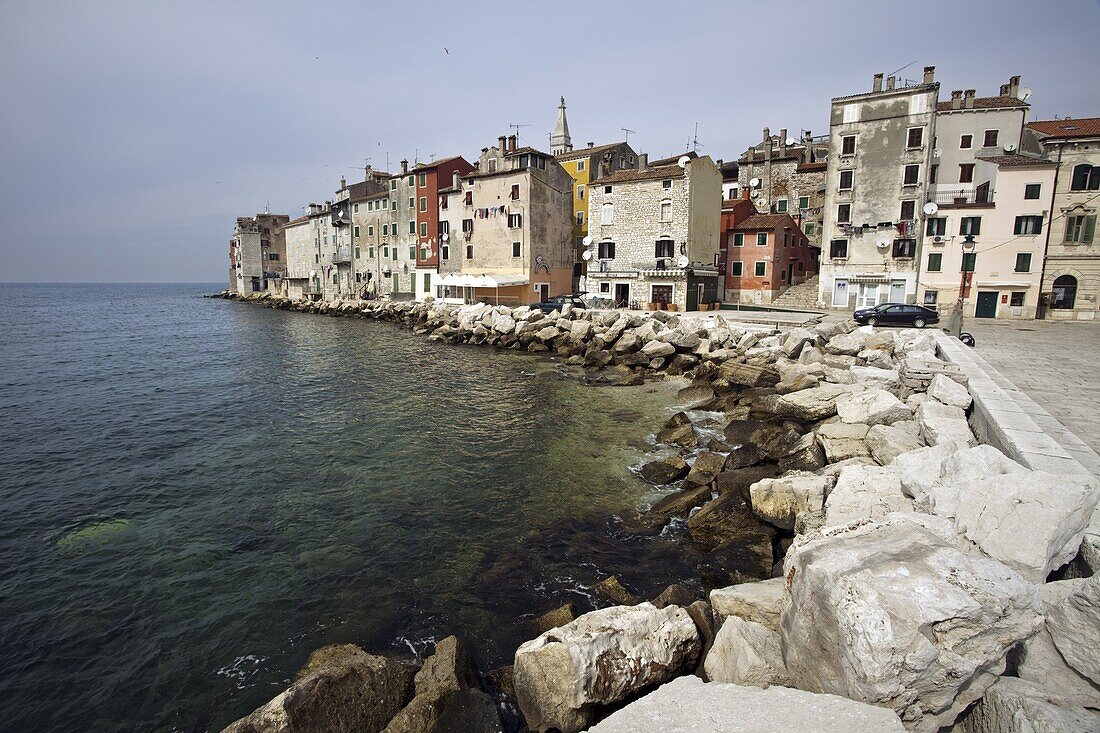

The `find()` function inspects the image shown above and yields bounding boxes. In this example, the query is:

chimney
[452,171,460,189]
[999,84,1009,96]
[779,128,788,156]
[638,153,648,171]
[886,76,896,91]
[764,135,773,162]
[400,159,408,174]
[339,175,346,189]
[964,89,976,109]
[498,135,506,152]
[951,90,963,110]
[742,187,750,201]
[587,141,594,148]
[922,65,935,85]
[1009,75,1021,97]
[763,126,771,143]
[507,135,517,151]
[873,73,883,93]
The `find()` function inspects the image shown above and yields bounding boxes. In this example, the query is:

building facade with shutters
[583,155,722,311]
[229,213,290,295]
[818,67,939,308]
[724,211,818,304]
[410,155,476,301]
[1024,118,1100,320]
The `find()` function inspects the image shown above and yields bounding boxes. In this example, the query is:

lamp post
[946,234,976,338]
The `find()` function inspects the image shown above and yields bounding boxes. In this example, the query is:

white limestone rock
[640,339,676,358]
[709,577,785,631]
[762,384,851,421]
[824,464,914,527]
[850,365,901,388]
[823,331,866,356]
[781,327,815,359]
[866,422,924,466]
[703,616,789,687]
[835,388,911,426]
[748,473,830,531]
[916,399,976,447]
[927,372,972,409]
[568,319,591,341]
[781,513,1042,733]
[1046,575,1100,684]
[1017,578,1100,708]
[955,677,1100,733]
[512,603,700,733]
[815,421,871,463]
[924,444,1030,517]
[586,676,907,733]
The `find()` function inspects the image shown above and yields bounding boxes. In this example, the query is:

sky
[1,0,1098,283]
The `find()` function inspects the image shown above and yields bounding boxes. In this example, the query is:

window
[836,203,851,223]
[662,179,672,189]
[466,244,474,259]
[510,184,520,201]
[407,175,414,186]
[576,212,585,225]
[830,239,848,259]
[730,261,744,276]
[926,217,946,236]
[839,170,854,190]
[1013,252,1032,272]
[930,164,938,184]
[924,290,938,306]
[903,164,920,186]
[754,261,767,277]
[576,160,585,172]
[420,222,428,237]
[408,197,415,209]
[392,246,398,261]
[659,201,671,221]
[842,104,859,123]
[960,216,981,236]
[733,233,744,247]
[1010,291,1025,307]
[805,222,816,236]
[462,218,473,233]
[1013,216,1042,235]
[409,245,416,260]
[577,185,585,199]
[961,252,977,272]
[419,197,427,212]
[512,242,521,258]
[959,164,975,183]
[269,252,279,261]
[983,130,999,148]
[776,199,788,213]
[927,252,942,272]
[841,135,856,155]
[441,244,449,260]
[383,246,389,258]
[600,203,614,225]
[418,172,426,187]
[598,281,609,293]
[604,185,612,194]
[798,196,809,210]
[354,225,360,237]
[1064,215,1096,243]
[907,127,924,148]
[1023,183,1041,200]
[598,240,616,259]
[391,200,397,211]
[464,191,473,205]
[655,239,674,258]
[1070,164,1100,191]
[408,220,415,234]
[439,221,449,235]
[960,134,973,150]
[392,273,399,291]
[390,179,397,190]
[757,232,768,246]
[367,225,374,236]
[909,95,928,115]
[892,238,916,258]
[440,196,448,210]
[901,200,916,220]
[368,246,374,258]
[507,213,522,229]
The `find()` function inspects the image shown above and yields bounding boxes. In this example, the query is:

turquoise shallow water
[0,284,688,732]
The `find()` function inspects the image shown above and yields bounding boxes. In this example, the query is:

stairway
[772,275,822,310]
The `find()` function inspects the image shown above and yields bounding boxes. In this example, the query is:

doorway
[534,283,549,302]
[832,279,849,307]
[889,280,906,304]
[1052,275,1078,310]
[857,283,880,308]
[614,283,630,308]
[975,291,998,318]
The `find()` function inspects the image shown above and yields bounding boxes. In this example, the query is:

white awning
[440,273,529,288]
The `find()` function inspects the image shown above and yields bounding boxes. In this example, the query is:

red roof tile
[1028,118,1100,139]
[936,95,1029,112]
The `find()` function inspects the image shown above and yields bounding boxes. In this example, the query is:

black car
[532,295,587,314]
[853,303,940,328]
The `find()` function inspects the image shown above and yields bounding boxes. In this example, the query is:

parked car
[853,303,940,328]
[532,295,588,314]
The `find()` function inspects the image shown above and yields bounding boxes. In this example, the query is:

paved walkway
[963,319,1100,457]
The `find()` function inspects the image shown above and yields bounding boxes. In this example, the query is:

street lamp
[946,234,976,338]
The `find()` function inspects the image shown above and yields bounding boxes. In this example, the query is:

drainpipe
[1036,144,1061,319]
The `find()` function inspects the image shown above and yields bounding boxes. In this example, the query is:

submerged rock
[639,454,690,485]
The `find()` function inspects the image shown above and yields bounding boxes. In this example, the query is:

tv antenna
[509,122,531,144]
[621,127,636,145]
[887,59,918,78]
[689,123,703,153]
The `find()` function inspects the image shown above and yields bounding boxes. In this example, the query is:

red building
[412,156,476,270]
[723,209,818,304]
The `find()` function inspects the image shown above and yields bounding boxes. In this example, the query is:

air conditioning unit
[932,235,945,244]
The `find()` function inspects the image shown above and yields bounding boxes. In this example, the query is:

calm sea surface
[0,283,690,732]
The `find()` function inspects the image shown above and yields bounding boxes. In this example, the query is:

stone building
[736,128,828,245]
[819,67,940,308]
[435,135,574,305]
[1024,118,1100,319]
[283,208,320,300]
[410,156,476,301]
[348,172,393,298]
[725,211,818,304]
[917,154,1056,319]
[584,154,722,311]
[228,212,289,295]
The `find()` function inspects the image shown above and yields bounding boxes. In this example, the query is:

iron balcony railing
[331,247,353,264]
[927,187,995,207]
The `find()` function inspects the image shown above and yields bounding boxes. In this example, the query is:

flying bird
[443,47,449,55]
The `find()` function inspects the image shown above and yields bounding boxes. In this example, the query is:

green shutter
[1084,216,1097,244]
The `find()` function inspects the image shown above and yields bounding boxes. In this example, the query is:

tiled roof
[1028,118,1100,139]
[937,95,1029,112]
[976,154,1057,167]
[796,161,828,173]
[739,147,806,164]
[555,142,625,161]
[284,215,311,227]
[595,164,685,185]
[504,145,552,158]
[649,151,697,167]
[411,155,465,172]
[733,213,794,231]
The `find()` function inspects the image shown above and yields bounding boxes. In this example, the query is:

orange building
[724,210,818,304]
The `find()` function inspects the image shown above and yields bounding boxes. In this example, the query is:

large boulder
[683,451,727,488]
[849,365,900,388]
[222,644,416,733]
[640,339,676,358]
[781,514,1042,733]
[512,603,701,733]
[709,577,785,630]
[1045,575,1100,685]
[568,319,592,342]
[639,454,690,485]
[587,676,906,732]
[656,412,697,448]
[781,328,816,359]
[835,388,911,426]
[759,384,850,421]
[927,373,972,409]
[916,400,976,447]
[748,473,830,530]
[778,432,827,472]
[866,422,923,466]
[719,361,782,388]
[413,635,478,697]
[703,616,789,687]
[1016,578,1100,708]
[815,422,871,463]
[955,677,1100,733]
[823,331,866,356]
[823,464,913,527]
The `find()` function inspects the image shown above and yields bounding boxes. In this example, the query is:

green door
[975,291,998,318]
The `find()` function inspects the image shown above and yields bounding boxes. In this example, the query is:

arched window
[1052,275,1077,309]
[1070,164,1100,191]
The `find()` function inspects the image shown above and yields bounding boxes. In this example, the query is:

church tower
[550,96,572,155]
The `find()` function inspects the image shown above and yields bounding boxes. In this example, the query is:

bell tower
[550,96,572,155]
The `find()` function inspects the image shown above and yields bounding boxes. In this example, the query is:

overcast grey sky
[1,0,1098,283]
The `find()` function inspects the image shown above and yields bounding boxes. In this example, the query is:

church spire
[550,96,572,155]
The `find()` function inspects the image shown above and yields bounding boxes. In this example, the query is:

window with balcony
[907,127,924,148]
[837,203,851,223]
[842,135,856,155]
[830,239,848,258]
[927,252,942,271]
[655,239,674,259]
[892,239,916,259]
[1064,215,1096,243]
[1013,216,1042,235]
[904,164,920,186]
[960,216,981,236]
[959,164,975,183]
[839,170,854,190]
[597,240,615,259]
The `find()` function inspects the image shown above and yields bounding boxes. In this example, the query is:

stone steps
[773,276,821,308]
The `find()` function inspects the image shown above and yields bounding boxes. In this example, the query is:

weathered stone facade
[229,213,289,295]
[736,128,828,246]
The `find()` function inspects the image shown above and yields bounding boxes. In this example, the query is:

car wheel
[867,317,878,327]
[914,318,926,328]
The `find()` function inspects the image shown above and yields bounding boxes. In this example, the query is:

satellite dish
[876,235,891,248]
[676,255,690,268]
[785,137,797,146]
[749,178,761,188]
[309,270,317,277]
[923,202,939,216]
[581,250,593,261]
[1003,142,1018,153]
[441,232,449,242]
[582,235,593,246]
[677,155,691,168]
[1017,87,1032,102]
